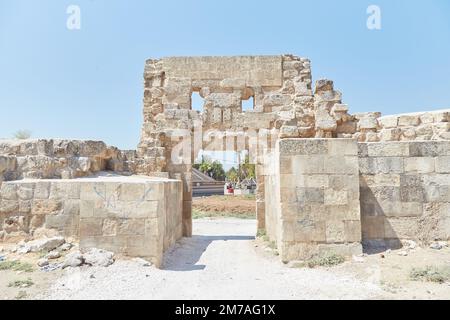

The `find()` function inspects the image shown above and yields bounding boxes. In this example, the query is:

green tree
[239,155,255,180]
[194,156,225,181]
[226,167,239,182]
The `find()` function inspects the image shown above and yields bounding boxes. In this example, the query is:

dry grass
[8,278,34,288]
[409,266,450,284]
[0,260,34,272]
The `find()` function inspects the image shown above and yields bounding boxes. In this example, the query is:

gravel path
[40,218,382,300]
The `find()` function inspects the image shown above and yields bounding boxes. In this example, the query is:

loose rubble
[62,249,114,268]
[16,237,65,254]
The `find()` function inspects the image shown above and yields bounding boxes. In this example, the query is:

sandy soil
[193,195,256,217]
[0,248,64,300]
[38,219,382,300]
[2,218,450,300]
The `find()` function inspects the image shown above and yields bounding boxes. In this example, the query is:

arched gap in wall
[242,96,254,112]
[191,91,204,113]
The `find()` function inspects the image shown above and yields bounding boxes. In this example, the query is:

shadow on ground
[162,235,254,271]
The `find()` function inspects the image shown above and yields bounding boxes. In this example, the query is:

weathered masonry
[263,139,450,261]
[1,55,449,265]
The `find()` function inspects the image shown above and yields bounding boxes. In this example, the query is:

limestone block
[279,157,292,175]
[336,121,357,135]
[379,128,402,141]
[118,183,145,201]
[0,156,17,173]
[1,183,18,200]
[161,56,283,87]
[305,175,329,188]
[409,141,450,157]
[361,215,385,239]
[404,157,435,173]
[80,200,94,218]
[344,220,362,242]
[379,116,399,129]
[0,199,19,213]
[220,78,246,89]
[367,143,410,157]
[279,126,299,138]
[324,156,359,175]
[325,220,345,243]
[420,113,435,124]
[315,110,337,131]
[79,218,103,237]
[263,93,292,107]
[398,115,420,127]
[436,156,450,173]
[358,115,379,130]
[433,111,449,123]
[31,199,62,215]
[296,187,324,204]
[400,185,424,202]
[314,79,334,93]
[384,217,418,239]
[117,219,146,236]
[361,174,401,187]
[374,157,404,174]
[291,155,325,175]
[279,139,328,156]
[324,189,348,206]
[34,182,50,199]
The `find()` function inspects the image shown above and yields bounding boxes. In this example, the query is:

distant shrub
[13,130,32,139]
[0,260,34,272]
[302,252,346,268]
[410,266,450,283]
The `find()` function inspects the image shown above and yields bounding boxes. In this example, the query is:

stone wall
[0,139,131,181]
[262,149,281,244]
[353,109,450,142]
[0,176,182,267]
[138,55,358,236]
[265,138,363,262]
[359,141,450,248]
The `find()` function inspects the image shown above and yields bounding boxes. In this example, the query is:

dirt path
[39,219,382,300]
[193,195,255,218]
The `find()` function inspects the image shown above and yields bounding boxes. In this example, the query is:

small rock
[62,251,84,268]
[404,240,417,250]
[430,243,443,250]
[438,241,448,248]
[41,263,63,272]
[59,243,73,251]
[37,258,49,267]
[17,237,65,254]
[0,255,6,262]
[45,250,61,260]
[380,254,385,259]
[398,251,408,256]
[132,257,152,267]
[385,249,392,254]
[83,248,114,267]
[16,246,31,254]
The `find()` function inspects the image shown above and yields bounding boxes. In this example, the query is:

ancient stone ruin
[1,55,449,266]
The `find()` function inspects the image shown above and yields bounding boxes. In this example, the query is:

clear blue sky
[1,0,450,151]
